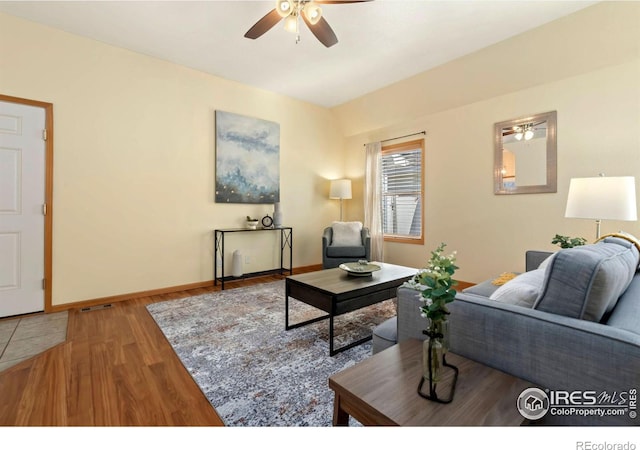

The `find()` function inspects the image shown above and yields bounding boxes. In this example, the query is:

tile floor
[0,311,68,372]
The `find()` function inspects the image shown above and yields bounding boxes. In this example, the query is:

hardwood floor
[0,274,291,426]
[0,268,473,426]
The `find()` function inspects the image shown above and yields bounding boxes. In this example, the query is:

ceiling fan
[244,0,372,48]
[501,121,547,141]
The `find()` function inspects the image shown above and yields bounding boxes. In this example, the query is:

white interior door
[0,100,46,317]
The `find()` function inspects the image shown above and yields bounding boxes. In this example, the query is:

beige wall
[337,2,640,283]
[0,13,346,306]
[332,2,640,137]
[2,1,639,305]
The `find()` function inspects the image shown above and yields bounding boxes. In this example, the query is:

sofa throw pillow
[489,268,545,308]
[534,239,640,322]
[461,278,502,298]
[537,252,556,271]
[331,221,363,247]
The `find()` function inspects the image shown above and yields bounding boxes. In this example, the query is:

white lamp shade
[565,176,638,221]
[329,179,352,199]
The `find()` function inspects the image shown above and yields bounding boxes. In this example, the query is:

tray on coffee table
[338,262,381,277]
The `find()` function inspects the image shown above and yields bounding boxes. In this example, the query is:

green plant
[551,234,587,249]
[404,243,458,325]
[246,216,259,222]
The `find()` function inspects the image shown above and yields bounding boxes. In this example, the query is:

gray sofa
[372,237,640,425]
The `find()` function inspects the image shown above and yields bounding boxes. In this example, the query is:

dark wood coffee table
[285,262,416,356]
[328,338,532,426]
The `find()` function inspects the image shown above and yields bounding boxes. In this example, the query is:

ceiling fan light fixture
[284,14,299,33]
[303,2,323,25]
[524,129,534,140]
[246,0,363,48]
[276,0,294,18]
[515,132,523,141]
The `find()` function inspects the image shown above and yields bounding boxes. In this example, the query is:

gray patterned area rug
[146,280,397,426]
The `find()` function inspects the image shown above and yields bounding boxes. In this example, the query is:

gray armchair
[322,226,371,269]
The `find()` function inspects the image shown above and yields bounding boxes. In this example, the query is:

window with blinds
[381,139,424,244]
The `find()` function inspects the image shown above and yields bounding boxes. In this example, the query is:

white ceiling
[0,0,598,108]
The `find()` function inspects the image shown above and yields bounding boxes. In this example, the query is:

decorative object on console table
[273,202,283,228]
[261,214,274,229]
[403,242,459,403]
[214,227,293,290]
[246,216,260,229]
[232,250,243,278]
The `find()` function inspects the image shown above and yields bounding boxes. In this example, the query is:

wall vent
[80,304,112,312]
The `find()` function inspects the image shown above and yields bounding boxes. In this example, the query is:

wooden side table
[328,338,531,426]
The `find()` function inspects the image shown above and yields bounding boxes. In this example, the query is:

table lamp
[565,175,637,240]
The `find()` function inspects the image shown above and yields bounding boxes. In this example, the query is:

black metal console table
[214,227,293,290]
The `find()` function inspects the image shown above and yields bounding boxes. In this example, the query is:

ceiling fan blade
[244,9,282,39]
[302,15,338,48]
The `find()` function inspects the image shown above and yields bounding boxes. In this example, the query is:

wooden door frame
[0,94,54,313]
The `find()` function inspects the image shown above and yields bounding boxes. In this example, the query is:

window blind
[381,148,422,238]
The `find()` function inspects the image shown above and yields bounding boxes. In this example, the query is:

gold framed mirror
[494,111,557,195]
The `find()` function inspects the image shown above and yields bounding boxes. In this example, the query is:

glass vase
[418,318,457,403]
[422,334,444,383]
[422,319,449,383]
[439,319,450,354]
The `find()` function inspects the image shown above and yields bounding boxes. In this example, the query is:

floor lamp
[565,175,637,240]
[330,179,352,221]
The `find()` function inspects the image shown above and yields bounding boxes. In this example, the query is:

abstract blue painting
[215,111,280,204]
